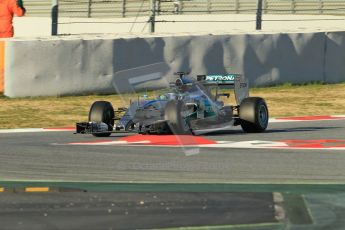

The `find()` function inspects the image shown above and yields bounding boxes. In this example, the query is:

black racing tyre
[164,100,191,135]
[88,101,114,137]
[239,97,269,133]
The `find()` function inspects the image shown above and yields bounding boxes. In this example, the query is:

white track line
[0,128,74,134]
[269,115,345,123]
[0,128,45,133]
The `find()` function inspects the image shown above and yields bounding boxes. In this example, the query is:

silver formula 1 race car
[76,72,269,136]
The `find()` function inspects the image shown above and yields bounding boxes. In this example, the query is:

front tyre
[89,101,114,137]
[239,97,269,133]
[164,100,191,135]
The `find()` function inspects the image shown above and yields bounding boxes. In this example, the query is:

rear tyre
[239,97,269,133]
[164,100,191,135]
[89,101,114,137]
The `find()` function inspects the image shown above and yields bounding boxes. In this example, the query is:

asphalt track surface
[0,191,277,230]
[1,119,345,183]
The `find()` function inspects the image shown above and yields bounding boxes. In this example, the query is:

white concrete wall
[4,31,345,97]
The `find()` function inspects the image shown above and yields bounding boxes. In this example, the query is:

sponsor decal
[206,74,235,82]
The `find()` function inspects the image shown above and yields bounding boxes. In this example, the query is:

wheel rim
[181,118,190,132]
[166,101,190,134]
[125,121,137,131]
[258,104,268,128]
[180,105,190,132]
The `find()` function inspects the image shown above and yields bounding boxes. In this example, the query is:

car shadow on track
[204,126,341,136]
[105,127,340,137]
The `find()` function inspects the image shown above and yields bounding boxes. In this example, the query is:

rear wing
[197,74,236,85]
[197,74,249,104]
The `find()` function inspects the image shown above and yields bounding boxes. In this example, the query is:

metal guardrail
[24,0,345,18]
[21,0,345,35]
